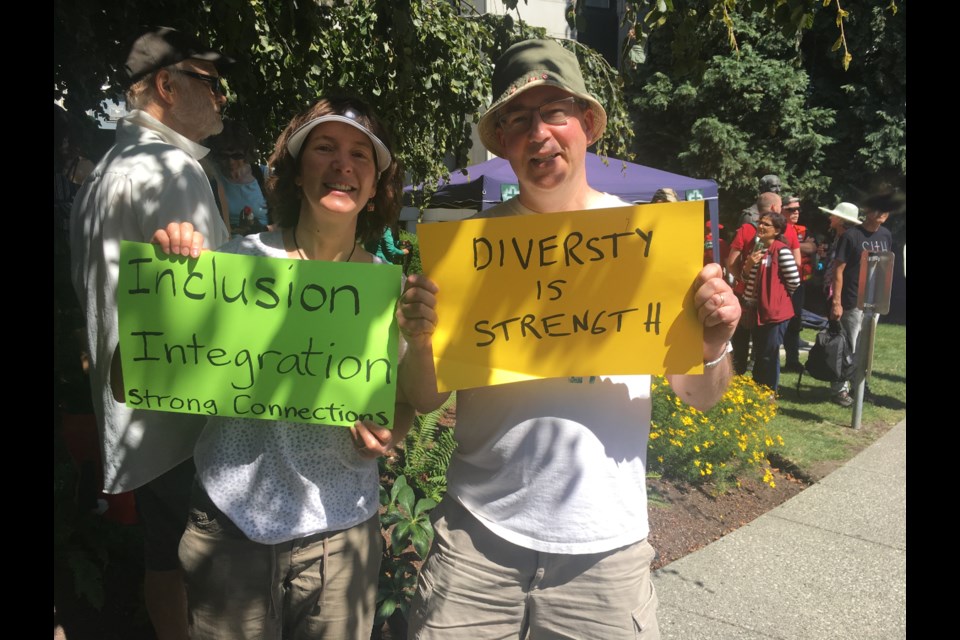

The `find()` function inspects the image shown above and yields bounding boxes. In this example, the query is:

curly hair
[265,96,402,244]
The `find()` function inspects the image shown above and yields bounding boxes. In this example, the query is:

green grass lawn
[771,322,906,477]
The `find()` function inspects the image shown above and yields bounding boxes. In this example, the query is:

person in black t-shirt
[826,200,892,406]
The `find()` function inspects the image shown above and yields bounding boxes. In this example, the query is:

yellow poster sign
[417,201,704,391]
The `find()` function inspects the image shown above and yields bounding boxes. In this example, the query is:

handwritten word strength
[125,256,361,314]
[473,228,653,271]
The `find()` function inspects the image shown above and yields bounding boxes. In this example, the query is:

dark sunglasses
[782,207,800,213]
[173,69,225,96]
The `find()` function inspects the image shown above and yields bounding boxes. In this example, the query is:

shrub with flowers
[647,375,784,491]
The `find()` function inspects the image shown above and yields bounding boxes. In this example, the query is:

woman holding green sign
[161,96,411,639]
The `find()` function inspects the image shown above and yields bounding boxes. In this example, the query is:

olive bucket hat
[478,39,608,158]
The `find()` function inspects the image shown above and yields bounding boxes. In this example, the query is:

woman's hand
[350,420,399,459]
[742,247,763,272]
[151,222,206,258]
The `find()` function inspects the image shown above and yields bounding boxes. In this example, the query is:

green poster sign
[117,241,401,428]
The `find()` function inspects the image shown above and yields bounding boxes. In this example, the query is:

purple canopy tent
[403,152,722,261]
[404,152,716,209]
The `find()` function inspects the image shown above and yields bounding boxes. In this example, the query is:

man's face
[862,209,890,231]
[495,86,593,196]
[863,208,890,226]
[783,203,800,224]
[168,60,226,141]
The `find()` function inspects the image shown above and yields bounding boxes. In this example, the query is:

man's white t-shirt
[447,195,652,554]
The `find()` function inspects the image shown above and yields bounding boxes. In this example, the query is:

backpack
[799,322,855,385]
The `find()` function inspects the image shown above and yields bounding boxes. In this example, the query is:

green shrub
[398,229,422,275]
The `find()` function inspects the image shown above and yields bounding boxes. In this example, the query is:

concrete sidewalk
[653,419,906,639]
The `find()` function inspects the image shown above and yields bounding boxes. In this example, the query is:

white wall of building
[483,0,574,39]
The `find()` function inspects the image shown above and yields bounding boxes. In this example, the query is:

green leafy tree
[54,0,632,194]
[801,0,905,201]
[626,9,837,220]
[570,0,898,72]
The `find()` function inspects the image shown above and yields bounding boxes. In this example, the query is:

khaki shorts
[409,498,660,640]
[178,483,382,640]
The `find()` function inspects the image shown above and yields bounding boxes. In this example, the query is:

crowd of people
[719,175,897,403]
[56,25,898,640]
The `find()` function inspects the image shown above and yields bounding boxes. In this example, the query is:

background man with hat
[820,198,892,406]
[398,39,740,639]
[70,26,232,640]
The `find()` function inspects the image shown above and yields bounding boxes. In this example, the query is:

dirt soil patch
[647,467,809,571]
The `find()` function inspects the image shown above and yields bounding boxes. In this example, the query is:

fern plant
[398,393,458,503]
[376,394,458,628]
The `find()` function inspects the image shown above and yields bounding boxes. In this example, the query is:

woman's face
[217,148,248,172]
[296,121,377,219]
[757,216,778,243]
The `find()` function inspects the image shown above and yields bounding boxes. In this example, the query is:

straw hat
[817,202,861,225]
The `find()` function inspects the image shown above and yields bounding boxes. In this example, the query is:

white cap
[285,110,392,177]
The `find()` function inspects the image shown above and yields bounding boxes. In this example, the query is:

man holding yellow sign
[399,40,741,639]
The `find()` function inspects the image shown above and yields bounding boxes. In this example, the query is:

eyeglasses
[173,69,225,96]
[218,152,246,161]
[782,207,800,213]
[497,97,586,135]
[757,222,775,228]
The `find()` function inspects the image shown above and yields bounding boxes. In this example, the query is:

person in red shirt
[727,192,799,374]
[703,221,729,267]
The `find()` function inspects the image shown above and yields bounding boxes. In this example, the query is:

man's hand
[397,274,439,350]
[151,222,206,258]
[667,263,740,411]
[693,263,741,361]
[830,300,843,322]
